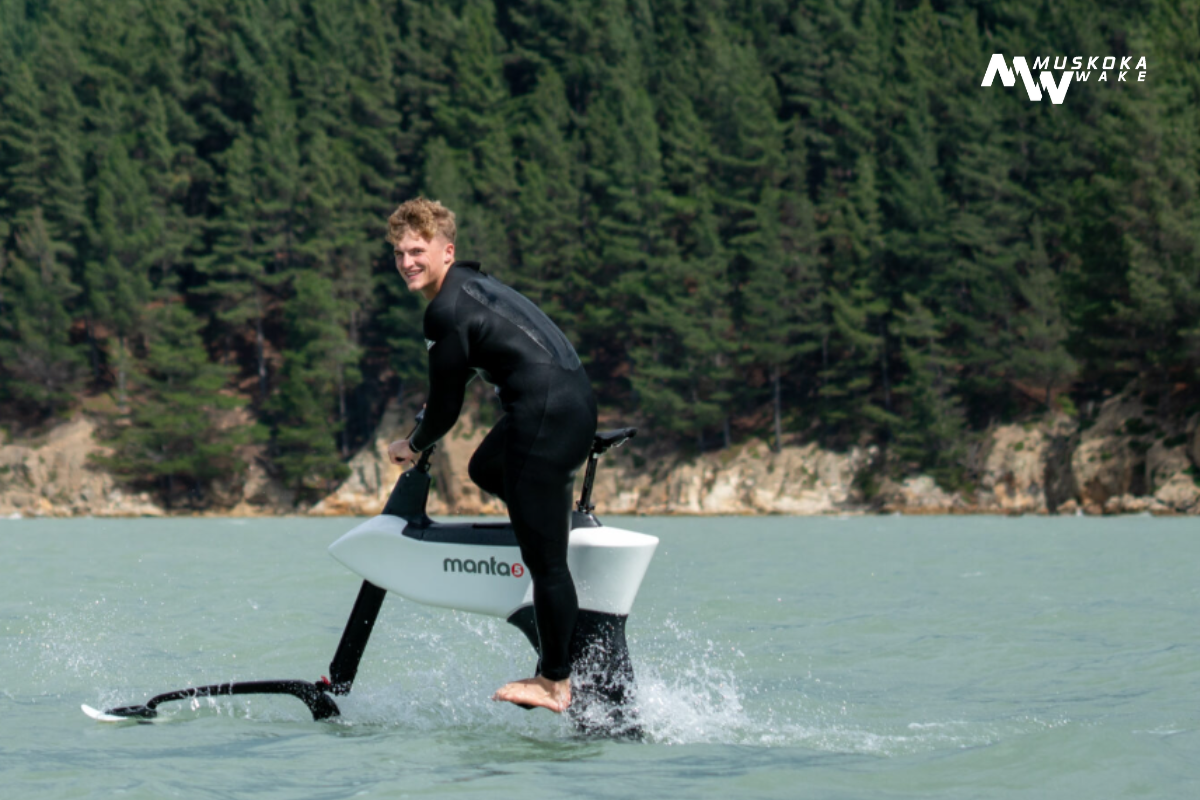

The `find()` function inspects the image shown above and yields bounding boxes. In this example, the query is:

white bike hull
[328,516,658,618]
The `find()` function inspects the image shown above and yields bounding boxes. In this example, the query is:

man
[385,198,597,713]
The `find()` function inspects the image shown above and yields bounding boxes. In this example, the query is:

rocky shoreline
[3,388,1198,519]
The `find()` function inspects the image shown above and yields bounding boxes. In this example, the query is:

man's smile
[393,231,455,299]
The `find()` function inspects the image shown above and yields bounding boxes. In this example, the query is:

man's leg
[468,416,507,500]
[492,470,577,712]
[490,368,596,712]
[470,413,574,709]
[509,473,578,680]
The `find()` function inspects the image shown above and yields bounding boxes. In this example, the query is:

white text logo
[981,55,1147,104]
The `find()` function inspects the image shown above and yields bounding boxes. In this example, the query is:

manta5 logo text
[981,54,1148,104]
[444,556,526,577]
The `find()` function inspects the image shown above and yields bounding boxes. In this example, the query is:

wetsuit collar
[453,260,482,272]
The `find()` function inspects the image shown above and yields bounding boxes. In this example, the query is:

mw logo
[981,54,1148,105]
[980,55,1073,104]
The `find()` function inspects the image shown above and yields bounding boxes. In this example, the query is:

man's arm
[408,300,473,452]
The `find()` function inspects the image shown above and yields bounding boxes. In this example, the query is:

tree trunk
[116,336,129,413]
[773,363,783,453]
[255,306,267,403]
[86,318,101,383]
[338,368,347,458]
[880,324,891,413]
[165,457,174,511]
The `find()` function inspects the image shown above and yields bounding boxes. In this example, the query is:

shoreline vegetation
[2,1,1198,515]
[3,385,1197,518]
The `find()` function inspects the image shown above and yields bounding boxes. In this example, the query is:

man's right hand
[388,439,417,466]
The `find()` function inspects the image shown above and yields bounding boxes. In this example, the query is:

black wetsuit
[409,262,597,681]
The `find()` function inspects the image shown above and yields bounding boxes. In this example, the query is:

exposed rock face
[1071,391,1153,513]
[876,475,962,513]
[0,417,162,517]
[224,449,295,516]
[976,423,1047,513]
[1146,437,1200,513]
[422,405,507,516]
[1042,426,1079,513]
[4,393,1199,518]
[588,440,872,515]
[312,415,873,516]
[308,404,404,517]
[1056,390,1200,515]
[309,401,504,517]
[267,395,1200,518]
[841,391,1199,516]
[970,415,1078,514]
[1102,494,1170,515]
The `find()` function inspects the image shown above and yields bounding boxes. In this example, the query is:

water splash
[11,584,1063,757]
[16,596,125,687]
[626,614,753,745]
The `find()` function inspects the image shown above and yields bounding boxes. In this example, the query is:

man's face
[394,231,455,299]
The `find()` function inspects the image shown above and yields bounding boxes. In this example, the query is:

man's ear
[444,240,455,264]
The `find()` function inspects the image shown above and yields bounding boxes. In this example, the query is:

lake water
[2,514,1198,799]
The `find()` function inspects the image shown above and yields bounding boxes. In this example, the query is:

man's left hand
[388,438,417,466]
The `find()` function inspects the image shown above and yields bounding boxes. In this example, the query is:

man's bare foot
[491,675,571,713]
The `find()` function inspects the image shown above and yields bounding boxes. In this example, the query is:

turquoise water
[2,515,1198,799]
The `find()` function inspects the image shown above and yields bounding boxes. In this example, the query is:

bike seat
[592,427,637,455]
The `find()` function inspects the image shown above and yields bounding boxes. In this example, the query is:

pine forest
[1,0,1198,508]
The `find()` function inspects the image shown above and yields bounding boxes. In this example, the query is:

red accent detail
[512,563,525,578]
[320,676,331,686]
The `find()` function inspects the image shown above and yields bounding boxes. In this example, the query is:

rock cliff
[3,387,1198,517]
[0,417,162,517]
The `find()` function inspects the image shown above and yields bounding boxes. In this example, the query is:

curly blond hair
[387,197,457,245]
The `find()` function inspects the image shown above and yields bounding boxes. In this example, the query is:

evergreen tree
[698,17,801,449]
[770,0,833,445]
[578,0,677,411]
[399,0,518,268]
[931,2,1035,425]
[84,135,156,407]
[195,134,277,403]
[771,115,825,451]
[96,301,251,508]
[805,0,896,442]
[136,86,198,295]
[249,78,302,279]
[1007,223,1078,409]
[1082,1,1200,395]
[266,271,356,501]
[374,265,429,403]
[290,0,402,449]
[0,58,42,244]
[2,0,1199,498]
[293,127,370,454]
[817,152,893,438]
[892,292,966,486]
[27,28,89,258]
[510,65,586,329]
[0,209,85,418]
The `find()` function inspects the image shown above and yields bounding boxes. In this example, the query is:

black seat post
[575,427,636,516]
[576,447,601,514]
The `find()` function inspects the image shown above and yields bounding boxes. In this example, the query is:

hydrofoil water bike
[83,424,658,734]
